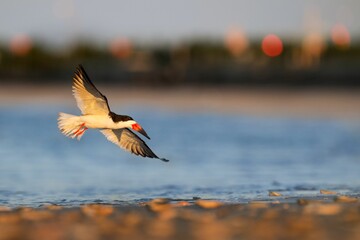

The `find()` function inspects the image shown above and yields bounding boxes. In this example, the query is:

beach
[0,197,359,240]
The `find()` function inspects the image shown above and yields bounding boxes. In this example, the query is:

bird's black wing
[100,128,169,162]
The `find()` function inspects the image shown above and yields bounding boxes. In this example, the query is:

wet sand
[1,84,360,119]
[0,196,359,240]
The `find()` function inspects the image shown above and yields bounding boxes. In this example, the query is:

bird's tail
[58,112,87,140]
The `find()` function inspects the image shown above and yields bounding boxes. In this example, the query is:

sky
[0,0,359,46]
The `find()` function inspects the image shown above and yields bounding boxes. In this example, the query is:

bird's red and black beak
[131,123,150,139]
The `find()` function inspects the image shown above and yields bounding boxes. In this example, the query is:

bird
[57,65,169,162]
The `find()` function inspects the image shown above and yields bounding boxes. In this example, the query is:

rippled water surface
[0,105,360,207]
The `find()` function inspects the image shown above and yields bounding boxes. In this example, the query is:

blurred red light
[10,34,32,56]
[224,28,248,57]
[261,34,283,57]
[331,24,351,48]
[109,38,132,59]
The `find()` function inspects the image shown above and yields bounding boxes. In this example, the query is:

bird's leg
[75,126,88,137]
[73,123,85,136]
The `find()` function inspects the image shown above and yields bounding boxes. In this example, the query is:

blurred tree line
[0,39,360,87]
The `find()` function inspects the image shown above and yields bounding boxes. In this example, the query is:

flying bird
[58,65,169,162]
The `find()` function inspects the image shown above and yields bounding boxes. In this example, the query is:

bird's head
[110,112,151,140]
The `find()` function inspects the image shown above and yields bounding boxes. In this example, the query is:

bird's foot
[73,123,87,138]
[75,127,88,137]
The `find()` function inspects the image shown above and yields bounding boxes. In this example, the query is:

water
[0,104,360,207]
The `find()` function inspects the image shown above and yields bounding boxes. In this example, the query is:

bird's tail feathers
[58,112,86,140]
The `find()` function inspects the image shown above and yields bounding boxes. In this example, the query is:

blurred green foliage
[0,39,359,86]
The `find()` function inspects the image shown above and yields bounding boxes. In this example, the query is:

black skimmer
[58,65,169,162]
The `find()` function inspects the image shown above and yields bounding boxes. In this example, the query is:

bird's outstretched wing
[100,129,169,162]
[72,65,111,115]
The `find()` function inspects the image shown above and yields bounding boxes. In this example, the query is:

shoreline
[0,196,359,240]
[1,84,360,120]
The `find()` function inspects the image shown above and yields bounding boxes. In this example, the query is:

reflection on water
[0,105,359,207]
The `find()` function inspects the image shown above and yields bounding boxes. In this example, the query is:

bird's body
[58,65,169,162]
[72,114,135,129]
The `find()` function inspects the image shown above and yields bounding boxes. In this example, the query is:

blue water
[0,104,360,207]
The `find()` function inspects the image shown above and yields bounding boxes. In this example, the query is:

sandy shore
[1,84,360,119]
[0,196,359,240]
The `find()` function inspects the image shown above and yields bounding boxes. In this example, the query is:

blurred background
[0,0,359,86]
[0,0,360,207]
